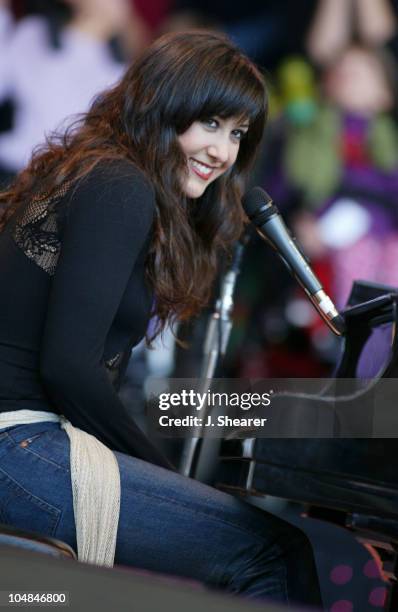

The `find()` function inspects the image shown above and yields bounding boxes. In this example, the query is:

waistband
[0,420,61,444]
[0,409,61,428]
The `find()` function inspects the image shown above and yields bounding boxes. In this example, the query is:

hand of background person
[86,0,133,37]
[70,0,133,41]
[354,0,396,46]
[70,0,150,55]
[307,0,397,66]
[307,0,353,65]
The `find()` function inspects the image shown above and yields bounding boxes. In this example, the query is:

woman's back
[0,160,170,466]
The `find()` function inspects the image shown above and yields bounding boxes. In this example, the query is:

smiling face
[177,116,249,198]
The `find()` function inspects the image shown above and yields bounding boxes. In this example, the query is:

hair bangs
[170,49,266,134]
[203,65,265,125]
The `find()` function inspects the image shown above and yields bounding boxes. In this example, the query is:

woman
[0,30,323,609]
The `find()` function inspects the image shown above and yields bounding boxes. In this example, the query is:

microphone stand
[179,236,248,478]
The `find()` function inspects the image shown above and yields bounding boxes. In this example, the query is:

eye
[202,118,219,129]
[231,129,247,141]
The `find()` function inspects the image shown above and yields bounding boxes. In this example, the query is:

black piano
[214,281,398,611]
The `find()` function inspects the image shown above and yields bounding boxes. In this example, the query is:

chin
[184,180,208,199]
[185,189,205,199]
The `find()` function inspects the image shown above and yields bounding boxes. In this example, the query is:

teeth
[190,159,212,175]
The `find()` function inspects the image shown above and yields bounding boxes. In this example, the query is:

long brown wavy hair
[0,30,267,340]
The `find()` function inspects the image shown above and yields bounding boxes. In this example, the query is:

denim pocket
[18,431,48,448]
[0,467,61,537]
[10,426,70,474]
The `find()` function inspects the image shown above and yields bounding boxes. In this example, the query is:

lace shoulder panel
[12,182,71,276]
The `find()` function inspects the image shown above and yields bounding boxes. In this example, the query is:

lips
[189,158,215,181]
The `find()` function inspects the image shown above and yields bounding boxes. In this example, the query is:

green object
[368,114,398,171]
[283,106,398,209]
[284,106,341,208]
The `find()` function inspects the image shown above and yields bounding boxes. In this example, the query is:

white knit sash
[0,409,120,567]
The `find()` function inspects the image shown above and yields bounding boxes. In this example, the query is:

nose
[206,134,231,165]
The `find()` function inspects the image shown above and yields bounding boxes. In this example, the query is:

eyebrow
[217,115,250,129]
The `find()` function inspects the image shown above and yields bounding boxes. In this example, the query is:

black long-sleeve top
[0,159,173,470]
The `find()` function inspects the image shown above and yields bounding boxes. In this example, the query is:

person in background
[294,0,398,308]
[226,0,398,379]
[0,0,149,185]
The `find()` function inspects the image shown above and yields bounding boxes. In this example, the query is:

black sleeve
[40,162,174,471]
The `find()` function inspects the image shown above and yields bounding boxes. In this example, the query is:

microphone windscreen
[242,187,273,218]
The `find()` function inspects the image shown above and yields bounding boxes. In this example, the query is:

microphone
[242,187,345,336]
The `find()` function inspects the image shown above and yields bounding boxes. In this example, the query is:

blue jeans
[0,422,323,609]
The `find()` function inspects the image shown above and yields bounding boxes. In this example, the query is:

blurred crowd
[2,0,398,379]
